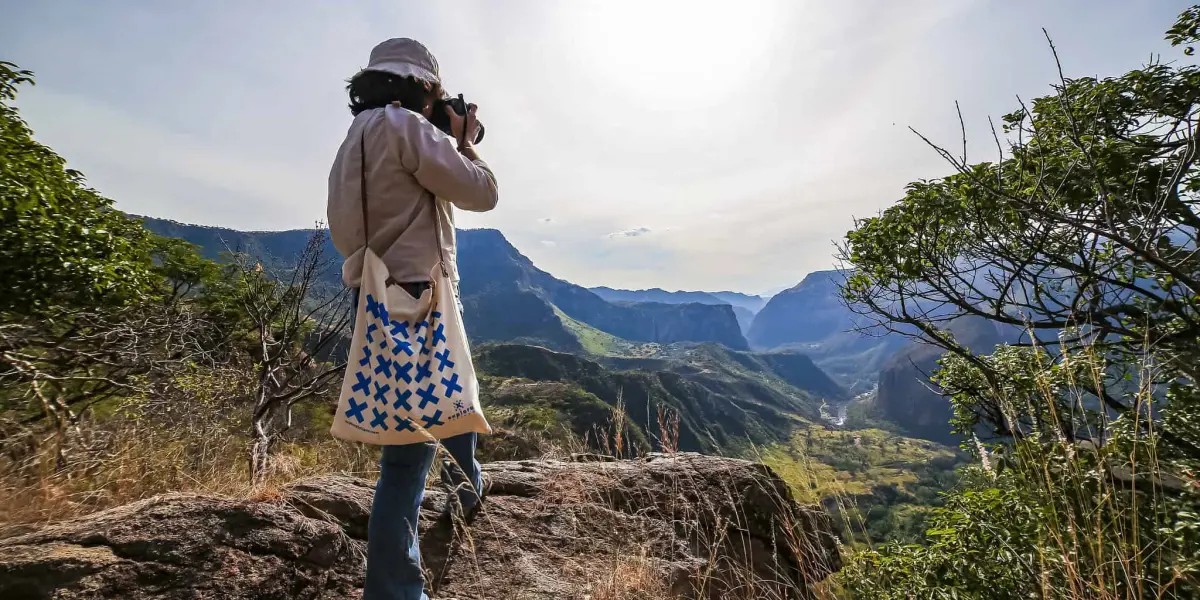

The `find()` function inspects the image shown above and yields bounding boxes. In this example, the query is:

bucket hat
[363,38,440,85]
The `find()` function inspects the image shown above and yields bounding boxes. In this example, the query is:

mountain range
[457,229,748,350]
[140,218,748,352]
[747,270,910,394]
[141,216,987,444]
[588,287,766,333]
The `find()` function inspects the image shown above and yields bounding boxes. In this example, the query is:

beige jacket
[328,103,498,287]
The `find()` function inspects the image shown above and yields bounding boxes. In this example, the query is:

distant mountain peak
[589,287,723,305]
[746,268,905,394]
[142,217,749,352]
[780,269,853,294]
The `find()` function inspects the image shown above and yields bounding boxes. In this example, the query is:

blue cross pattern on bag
[344,293,476,431]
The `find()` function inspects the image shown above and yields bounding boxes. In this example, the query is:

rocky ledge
[0,453,840,599]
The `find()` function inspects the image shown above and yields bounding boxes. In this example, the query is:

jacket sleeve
[389,106,499,212]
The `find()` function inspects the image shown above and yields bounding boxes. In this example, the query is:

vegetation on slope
[473,338,965,549]
[761,427,957,503]
[473,343,825,455]
[479,376,648,454]
[552,305,660,357]
[759,427,963,545]
[836,7,1200,597]
[1,63,161,314]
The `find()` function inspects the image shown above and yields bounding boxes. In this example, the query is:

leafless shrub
[0,302,211,469]
[230,227,351,478]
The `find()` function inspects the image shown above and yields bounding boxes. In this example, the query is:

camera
[429,93,485,144]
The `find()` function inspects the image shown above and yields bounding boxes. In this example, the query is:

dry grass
[0,421,378,528]
[3,375,846,599]
[585,550,675,600]
[0,367,379,528]
[832,333,1200,599]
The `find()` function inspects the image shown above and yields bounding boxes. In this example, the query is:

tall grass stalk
[840,336,1199,599]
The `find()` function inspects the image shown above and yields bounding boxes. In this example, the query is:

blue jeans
[363,433,482,600]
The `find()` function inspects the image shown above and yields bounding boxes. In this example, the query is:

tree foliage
[0,65,350,478]
[0,63,159,314]
[838,6,1200,598]
[838,13,1200,461]
[844,431,1199,599]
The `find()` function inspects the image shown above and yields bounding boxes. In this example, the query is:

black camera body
[429,93,485,144]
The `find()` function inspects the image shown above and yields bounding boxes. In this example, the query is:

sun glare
[569,0,782,105]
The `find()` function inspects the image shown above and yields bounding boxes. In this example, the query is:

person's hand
[446,103,480,148]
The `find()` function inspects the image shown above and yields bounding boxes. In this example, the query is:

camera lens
[430,97,484,144]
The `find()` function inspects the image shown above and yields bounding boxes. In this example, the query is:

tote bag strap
[430,200,451,279]
[360,127,371,243]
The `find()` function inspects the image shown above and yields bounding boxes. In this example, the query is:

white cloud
[539,240,557,247]
[606,227,653,239]
[4,0,1184,291]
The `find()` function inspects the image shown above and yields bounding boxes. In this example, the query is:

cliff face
[0,454,840,600]
[587,288,765,336]
[874,317,1016,443]
[584,301,748,350]
[745,270,912,393]
[747,270,852,349]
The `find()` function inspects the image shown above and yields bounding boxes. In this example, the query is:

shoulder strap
[431,200,451,279]
[360,127,370,244]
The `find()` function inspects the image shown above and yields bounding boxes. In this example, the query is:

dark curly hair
[347,70,442,116]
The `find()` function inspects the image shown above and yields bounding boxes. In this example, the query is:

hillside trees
[0,65,350,479]
[838,6,1200,598]
[0,62,159,314]
[0,63,209,465]
[839,15,1200,460]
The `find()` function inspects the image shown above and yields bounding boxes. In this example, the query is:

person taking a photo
[327,37,497,600]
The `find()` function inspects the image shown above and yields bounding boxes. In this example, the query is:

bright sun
[568,0,782,105]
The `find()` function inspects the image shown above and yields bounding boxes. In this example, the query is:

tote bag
[331,129,490,445]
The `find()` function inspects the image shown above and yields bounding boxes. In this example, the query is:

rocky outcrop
[0,454,840,600]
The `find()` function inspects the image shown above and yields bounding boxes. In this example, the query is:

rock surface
[0,453,840,600]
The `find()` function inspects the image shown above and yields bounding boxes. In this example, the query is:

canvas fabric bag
[331,129,490,445]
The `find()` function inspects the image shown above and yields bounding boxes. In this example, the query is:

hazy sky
[2,1,1192,294]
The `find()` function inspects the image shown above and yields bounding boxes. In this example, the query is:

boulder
[0,453,840,599]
